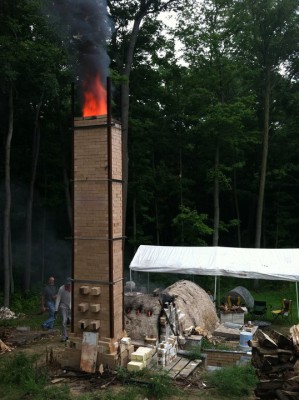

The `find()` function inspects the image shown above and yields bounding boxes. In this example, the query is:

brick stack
[73,116,123,341]
[157,336,178,367]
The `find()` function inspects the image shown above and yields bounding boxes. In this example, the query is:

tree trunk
[9,228,14,294]
[132,196,137,253]
[233,162,242,247]
[255,69,270,248]
[155,199,160,245]
[213,138,220,246]
[3,86,13,307]
[24,93,43,292]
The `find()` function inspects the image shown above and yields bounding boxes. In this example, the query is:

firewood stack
[250,326,299,400]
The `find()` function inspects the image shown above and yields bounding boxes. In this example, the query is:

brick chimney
[72,115,123,341]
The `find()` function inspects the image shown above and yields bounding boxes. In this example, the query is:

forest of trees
[0,0,298,305]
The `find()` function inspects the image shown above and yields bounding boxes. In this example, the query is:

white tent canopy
[129,245,299,319]
[130,245,299,281]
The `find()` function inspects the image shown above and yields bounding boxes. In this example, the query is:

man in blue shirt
[41,276,57,330]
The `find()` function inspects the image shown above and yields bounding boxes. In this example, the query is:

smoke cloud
[47,0,114,108]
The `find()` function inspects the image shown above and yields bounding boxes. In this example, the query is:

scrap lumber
[0,339,13,354]
[251,326,299,399]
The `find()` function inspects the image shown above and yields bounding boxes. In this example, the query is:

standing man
[41,276,57,330]
[55,277,72,342]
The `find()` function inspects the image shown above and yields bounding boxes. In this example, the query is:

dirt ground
[0,323,294,399]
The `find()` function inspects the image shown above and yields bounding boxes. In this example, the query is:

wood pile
[250,326,299,400]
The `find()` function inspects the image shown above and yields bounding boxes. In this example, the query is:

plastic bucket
[239,331,252,351]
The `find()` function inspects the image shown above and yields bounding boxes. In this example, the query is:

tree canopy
[0,0,298,302]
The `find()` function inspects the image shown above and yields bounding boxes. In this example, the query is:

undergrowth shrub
[0,352,49,394]
[205,364,257,398]
[147,372,178,399]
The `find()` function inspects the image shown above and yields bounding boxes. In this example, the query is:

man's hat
[65,277,72,285]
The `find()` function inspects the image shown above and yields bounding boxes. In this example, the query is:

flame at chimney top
[82,74,107,117]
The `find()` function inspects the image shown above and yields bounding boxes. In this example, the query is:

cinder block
[79,286,90,295]
[127,344,135,359]
[78,303,89,312]
[90,304,101,312]
[120,355,128,368]
[78,319,89,329]
[91,287,101,296]
[127,361,145,371]
[89,320,100,330]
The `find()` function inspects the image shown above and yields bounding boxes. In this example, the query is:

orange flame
[82,74,107,117]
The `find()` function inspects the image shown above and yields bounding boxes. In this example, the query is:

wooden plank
[177,359,202,379]
[167,358,190,378]
[80,332,98,373]
[164,357,182,372]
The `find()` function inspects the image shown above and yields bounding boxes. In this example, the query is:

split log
[276,389,299,400]
[283,375,299,391]
[252,327,299,399]
[256,379,284,390]
[255,329,278,348]
[277,349,294,363]
[268,329,293,350]
[290,325,299,354]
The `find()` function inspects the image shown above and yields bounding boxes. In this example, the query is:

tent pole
[214,276,217,302]
[296,282,299,321]
[148,272,149,294]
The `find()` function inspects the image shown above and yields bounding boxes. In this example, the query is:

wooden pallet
[147,354,202,379]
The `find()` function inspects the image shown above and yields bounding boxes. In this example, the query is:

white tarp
[129,245,299,282]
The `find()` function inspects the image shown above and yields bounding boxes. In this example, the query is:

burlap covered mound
[167,280,219,333]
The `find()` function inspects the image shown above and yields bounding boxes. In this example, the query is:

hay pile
[167,280,219,333]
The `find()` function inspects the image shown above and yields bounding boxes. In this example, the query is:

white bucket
[239,331,252,351]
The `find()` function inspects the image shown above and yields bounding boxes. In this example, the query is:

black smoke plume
[46,0,114,111]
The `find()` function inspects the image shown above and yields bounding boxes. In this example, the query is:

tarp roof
[129,245,299,282]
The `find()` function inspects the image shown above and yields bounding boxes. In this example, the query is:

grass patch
[0,352,50,397]
[204,364,257,398]
[201,338,231,351]
[115,367,179,399]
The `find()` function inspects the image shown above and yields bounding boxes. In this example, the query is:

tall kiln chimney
[72,108,123,340]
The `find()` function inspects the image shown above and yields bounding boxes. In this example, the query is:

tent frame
[129,245,299,320]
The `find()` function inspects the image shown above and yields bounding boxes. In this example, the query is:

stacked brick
[157,336,178,367]
[73,116,123,341]
[127,346,156,371]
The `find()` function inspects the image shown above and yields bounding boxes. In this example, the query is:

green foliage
[98,387,143,400]
[184,346,203,360]
[204,364,258,398]
[201,338,231,351]
[10,290,40,313]
[172,205,213,245]
[0,352,49,393]
[34,385,71,400]
[148,372,178,399]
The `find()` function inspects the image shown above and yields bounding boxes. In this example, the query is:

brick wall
[204,349,251,367]
[73,116,123,341]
